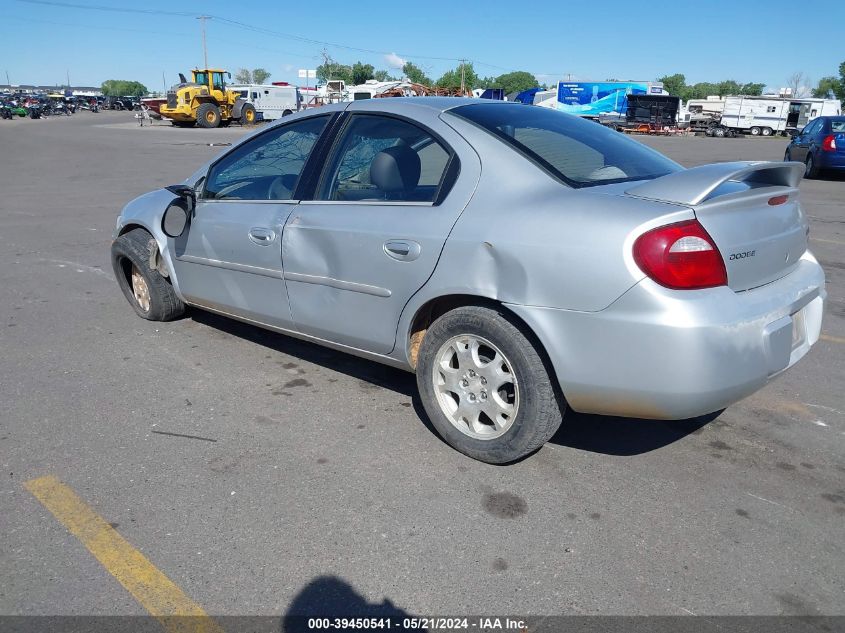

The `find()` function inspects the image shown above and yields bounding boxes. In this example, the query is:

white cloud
[384,53,406,70]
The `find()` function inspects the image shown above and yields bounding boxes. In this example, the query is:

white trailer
[230,83,300,121]
[785,98,842,134]
[720,96,790,135]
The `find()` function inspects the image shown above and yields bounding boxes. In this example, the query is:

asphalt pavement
[1,112,843,622]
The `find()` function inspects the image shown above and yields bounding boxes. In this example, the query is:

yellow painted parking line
[24,475,224,633]
[820,334,845,344]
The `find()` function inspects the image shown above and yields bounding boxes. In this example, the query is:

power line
[14,0,536,76]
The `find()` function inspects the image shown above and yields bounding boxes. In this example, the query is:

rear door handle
[384,240,421,261]
[248,227,276,245]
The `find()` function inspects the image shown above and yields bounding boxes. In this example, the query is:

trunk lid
[625,161,808,291]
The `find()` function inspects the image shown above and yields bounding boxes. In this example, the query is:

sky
[1,0,843,93]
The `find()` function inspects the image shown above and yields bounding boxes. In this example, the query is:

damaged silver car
[112,99,825,463]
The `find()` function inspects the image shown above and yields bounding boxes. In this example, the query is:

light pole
[196,16,211,69]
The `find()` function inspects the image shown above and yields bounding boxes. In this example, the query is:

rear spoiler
[625,161,804,206]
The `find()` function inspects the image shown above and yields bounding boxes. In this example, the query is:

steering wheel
[267,174,298,200]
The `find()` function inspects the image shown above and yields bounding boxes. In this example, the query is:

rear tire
[714,127,726,138]
[805,153,820,179]
[762,127,773,136]
[196,103,221,128]
[111,228,185,321]
[750,126,761,136]
[416,306,564,464]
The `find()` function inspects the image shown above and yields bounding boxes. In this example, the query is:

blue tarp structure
[514,87,542,104]
[479,88,505,100]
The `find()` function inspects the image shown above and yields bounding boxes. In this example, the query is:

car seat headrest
[370,145,421,193]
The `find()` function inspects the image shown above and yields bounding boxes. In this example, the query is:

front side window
[212,73,225,92]
[317,115,452,203]
[449,103,681,187]
[204,115,328,201]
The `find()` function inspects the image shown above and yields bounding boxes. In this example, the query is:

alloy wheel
[432,334,519,440]
[131,266,151,312]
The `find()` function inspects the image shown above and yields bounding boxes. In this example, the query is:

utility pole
[66,69,71,88]
[460,59,466,95]
[196,15,211,69]
[5,69,9,89]
[162,71,166,95]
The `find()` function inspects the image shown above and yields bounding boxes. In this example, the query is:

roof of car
[345,96,516,114]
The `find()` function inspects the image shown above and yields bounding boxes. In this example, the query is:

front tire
[111,228,185,321]
[784,149,791,161]
[196,103,221,128]
[416,306,564,463]
[240,103,256,125]
[750,126,761,136]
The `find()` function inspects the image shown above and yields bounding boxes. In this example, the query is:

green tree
[402,62,431,85]
[373,70,396,82]
[716,80,741,97]
[489,71,538,95]
[101,79,148,97]
[684,82,718,100]
[351,62,375,85]
[234,68,272,84]
[436,62,478,92]
[317,54,353,84]
[812,76,842,99]
[657,73,686,97]
[253,68,271,84]
[739,82,765,96]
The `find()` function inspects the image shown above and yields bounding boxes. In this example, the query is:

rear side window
[317,115,453,203]
[830,121,845,132]
[448,103,681,187]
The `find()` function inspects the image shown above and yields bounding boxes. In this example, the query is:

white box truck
[231,83,300,121]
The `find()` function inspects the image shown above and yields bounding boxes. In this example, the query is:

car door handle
[248,227,276,245]
[384,240,421,261]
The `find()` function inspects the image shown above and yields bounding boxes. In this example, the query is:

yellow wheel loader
[159,69,256,128]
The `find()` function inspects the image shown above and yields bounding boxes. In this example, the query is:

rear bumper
[817,151,845,169]
[507,253,825,419]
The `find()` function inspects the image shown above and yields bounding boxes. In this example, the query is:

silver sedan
[112,98,825,463]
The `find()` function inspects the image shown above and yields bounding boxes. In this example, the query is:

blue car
[785,115,845,178]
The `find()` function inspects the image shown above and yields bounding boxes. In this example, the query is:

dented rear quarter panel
[395,114,694,361]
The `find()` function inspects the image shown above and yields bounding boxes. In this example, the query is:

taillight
[821,135,837,152]
[633,220,727,290]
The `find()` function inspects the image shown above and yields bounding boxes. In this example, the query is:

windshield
[194,71,208,86]
[448,103,681,187]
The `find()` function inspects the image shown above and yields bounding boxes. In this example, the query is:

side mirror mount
[162,185,195,238]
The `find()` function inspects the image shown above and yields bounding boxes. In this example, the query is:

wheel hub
[131,266,151,312]
[432,334,519,440]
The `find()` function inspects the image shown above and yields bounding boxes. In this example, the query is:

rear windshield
[448,103,681,187]
[831,121,845,132]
